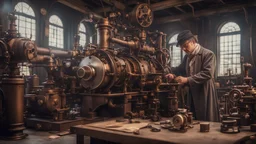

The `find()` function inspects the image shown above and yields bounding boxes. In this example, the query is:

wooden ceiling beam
[57,0,102,18]
[156,3,256,24]
[175,6,186,13]
[57,0,89,14]
[94,7,112,13]
[126,0,139,5]
[150,0,203,11]
[103,0,126,10]
[96,0,202,13]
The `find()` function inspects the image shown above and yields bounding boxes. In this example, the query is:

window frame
[217,21,241,77]
[14,2,36,76]
[168,33,185,67]
[78,22,87,47]
[48,15,64,49]
[14,2,36,41]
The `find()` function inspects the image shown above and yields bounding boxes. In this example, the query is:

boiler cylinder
[0,77,27,140]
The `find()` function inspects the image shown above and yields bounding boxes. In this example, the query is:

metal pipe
[110,37,138,50]
[111,37,155,54]
[141,45,155,54]
[37,47,72,58]
[163,34,167,49]
[157,33,163,50]
[97,18,112,50]
[37,47,50,55]
[30,55,51,63]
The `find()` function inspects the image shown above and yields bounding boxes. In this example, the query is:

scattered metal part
[160,120,170,125]
[161,124,171,129]
[125,112,138,119]
[141,115,149,119]
[187,112,193,124]
[192,121,200,125]
[129,119,141,123]
[151,127,161,132]
[172,114,187,130]
[168,126,188,133]
[133,129,140,135]
[200,122,210,132]
[221,120,240,134]
[147,124,153,128]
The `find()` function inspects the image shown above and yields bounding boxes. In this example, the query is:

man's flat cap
[176,30,195,47]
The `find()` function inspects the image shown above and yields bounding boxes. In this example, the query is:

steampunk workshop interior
[1,0,256,144]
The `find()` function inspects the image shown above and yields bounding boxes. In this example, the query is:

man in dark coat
[166,30,219,122]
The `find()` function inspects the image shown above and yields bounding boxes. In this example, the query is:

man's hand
[165,73,175,81]
[175,76,188,84]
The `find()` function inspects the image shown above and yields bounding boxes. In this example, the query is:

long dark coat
[172,46,219,122]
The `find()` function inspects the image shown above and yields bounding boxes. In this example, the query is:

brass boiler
[0,13,37,140]
[77,18,164,92]
[77,50,164,92]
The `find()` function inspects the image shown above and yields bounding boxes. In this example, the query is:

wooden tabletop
[71,119,256,144]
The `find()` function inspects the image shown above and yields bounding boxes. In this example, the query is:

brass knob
[37,100,43,105]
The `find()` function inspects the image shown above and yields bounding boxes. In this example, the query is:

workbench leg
[76,134,84,144]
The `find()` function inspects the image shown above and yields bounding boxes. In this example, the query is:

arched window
[79,23,86,47]
[14,2,36,41]
[14,2,36,76]
[169,33,185,67]
[218,22,241,76]
[49,15,63,49]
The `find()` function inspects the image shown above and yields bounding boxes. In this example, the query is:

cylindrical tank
[26,74,39,93]
[97,18,112,50]
[7,38,37,63]
[0,77,27,140]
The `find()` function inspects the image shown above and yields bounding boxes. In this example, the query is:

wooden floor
[0,129,90,144]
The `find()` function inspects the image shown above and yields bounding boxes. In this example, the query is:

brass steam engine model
[25,3,179,123]
[221,63,256,133]
[77,4,173,120]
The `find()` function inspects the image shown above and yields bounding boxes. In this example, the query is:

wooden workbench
[71,119,256,144]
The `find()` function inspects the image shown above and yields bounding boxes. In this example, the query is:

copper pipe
[97,18,112,50]
[163,34,167,49]
[110,37,138,50]
[37,47,72,58]
[36,47,49,55]
[30,55,51,63]
[141,45,155,54]
[111,37,155,54]
[7,13,17,37]
[157,32,163,50]
[51,49,72,58]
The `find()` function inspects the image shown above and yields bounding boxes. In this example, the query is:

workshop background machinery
[0,13,37,140]
[221,63,256,133]
[0,3,189,135]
